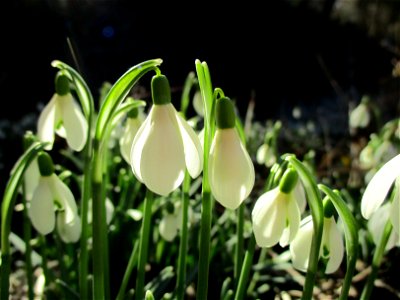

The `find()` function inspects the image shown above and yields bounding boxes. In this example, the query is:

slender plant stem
[361,220,392,300]
[234,204,244,287]
[40,235,50,289]
[116,241,139,300]
[234,235,256,300]
[247,247,267,294]
[176,172,191,300]
[135,189,154,300]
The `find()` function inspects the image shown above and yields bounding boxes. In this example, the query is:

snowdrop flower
[349,96,370,129]
[256,144,276,167]
[37,73,88,151]
[290,211,344,274]
[368,203,400,251]
[119,107,145,164]
[252,169,305,247]
[159,201,193,241]
[29,152,81,243]
[24,158,40,201]
[130,75,203,196]
[361,154,400,223]
[208,97,255,210]
[192,90,204,117]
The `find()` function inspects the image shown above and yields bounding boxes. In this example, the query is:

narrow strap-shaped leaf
[318,184,359,300]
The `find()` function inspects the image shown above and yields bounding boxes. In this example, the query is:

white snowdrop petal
[325,218,344,274]
[51,174,78,224]
[59,94,88,151]
[57,212,82,243]
[293,181,307,213]
[361,154,400,219]
[29,177,55,235]
[139,105,185,196]
[159,214,178,242]
[131,113,152,182]
[256,144,267,165]
[252,189,286,247]
[175,111,203,178]
[368,203,398,251]
[290,216,313,272]
[120,118,142,164]
[37,94,57,150]
[24,159,40,201]
[209,129,255,210]
[349,104,370,129]
[280,197,301,247]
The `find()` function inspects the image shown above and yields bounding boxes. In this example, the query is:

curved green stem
[176,172,191,300]
[135,189,154,300]
[318,185,359,300]
[360,219,392,300]
[213,87,225,100]
[285,155,324,300]
[1,141,47,300]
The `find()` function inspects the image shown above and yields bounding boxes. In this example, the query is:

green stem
[21,186,34,300]
[40,235,50,290]
[197,191,212,300]
[360,219,392,300]
[176,172,191,300]
[234,203,244,287]
[116,241,139,300]
[234,235,256,300]
[135,189,154,300]
[286,155,324,300]
[247,248,267,294]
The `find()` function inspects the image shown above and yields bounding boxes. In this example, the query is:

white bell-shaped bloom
[349,99,370,129]
[252,176,305,247]
[120,111,145,164]
[290,215,344,274]
[256,143,276,167]
[37,93,88,151]
[368,203,400,251]
[29,174,81,242]
[361,154,400,220]
[209,128,255,209]
[130,75,203,196]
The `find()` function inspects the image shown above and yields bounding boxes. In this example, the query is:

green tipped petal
[216,97,236,129]
[151,75,171,105]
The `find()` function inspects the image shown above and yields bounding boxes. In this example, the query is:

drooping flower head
[37,72,88,151]
[252,168,305,247]
[349,95,371,130]
[28,152,81,243]
[130,74,203,196]
[290,198,344,274]
[208,97,255,210]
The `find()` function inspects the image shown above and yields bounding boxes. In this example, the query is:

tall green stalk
[135,189,154,300]
[234,235,256,300]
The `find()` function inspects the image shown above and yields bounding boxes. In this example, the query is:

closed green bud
[152,75,171,105]
[55,72,70,95]
[216,97,236,129]
[279,168,298,194]
[37,152,54,177]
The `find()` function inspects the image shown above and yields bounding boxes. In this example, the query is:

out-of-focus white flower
[256,144,276,167]
[159,202,193,242]
[29,152,81,243]
[349,97,370,129]
[252,170,305,248]
[130,75,203,196]
[208,97,254,210]
[88,197,115,225]
[290,215,344,274]
[361,154,400,220]
[368,202,400,251]
[120,108,145,164]
[37,73,87,151]
[192,90,204,117]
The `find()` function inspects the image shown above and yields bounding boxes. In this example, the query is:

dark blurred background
[1,0,400,187]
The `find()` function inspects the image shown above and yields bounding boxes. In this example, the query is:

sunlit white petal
[59,94,88,151]
[256,144,276,167]
[51,174,78,224]
[279,196,301,247]
[290,216,313,272]
[293,181,307,213]
[361,154,400,219]
[324,217,344,274]
[159,214,179,242]
[24,158,40,201]
[37,95,58,150]
[209,128,255,209]
[139,105,185,196]
[29,177,55,235]
[369,203,399,250]
[176,112,203,178]
[131,113,152,182]
[252,188,287,247]
[57,212,81,243]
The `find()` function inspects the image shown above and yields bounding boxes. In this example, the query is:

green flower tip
[323,197,335,218]
[216,97,236,129]
[38,152,54,176]
[23,131,37,150]
[279,168,298,194]
[55,72,70,95]
[127,106,139,118]
[151,74,171,105]
[361,95,371,104]
[145,290,155,300]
